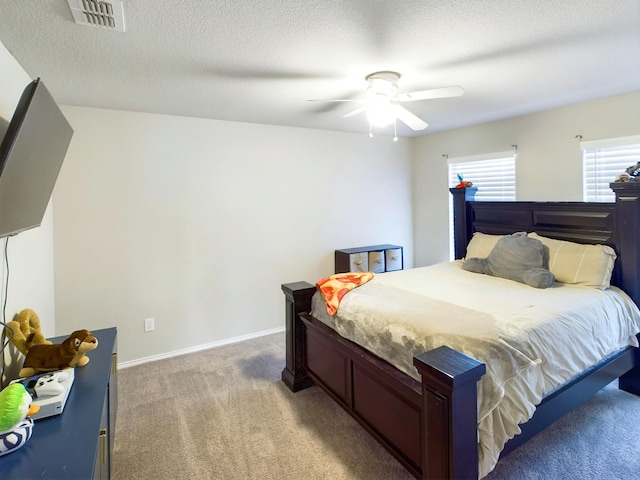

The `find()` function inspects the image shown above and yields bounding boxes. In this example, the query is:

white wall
[0,41,57,382]
[53,107,414,363]
[412,91,640,267]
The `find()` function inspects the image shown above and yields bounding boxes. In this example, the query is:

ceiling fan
[310,71,464,132]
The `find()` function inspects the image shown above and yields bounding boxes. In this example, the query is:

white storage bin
[349,252,368,272]
[369,251,385,273]
[385,248,402,271]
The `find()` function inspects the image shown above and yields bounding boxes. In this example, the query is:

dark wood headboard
[451,183,640,306]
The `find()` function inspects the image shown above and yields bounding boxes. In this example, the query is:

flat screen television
[0,78,73,238]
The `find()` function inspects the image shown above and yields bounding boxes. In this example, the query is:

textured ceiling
[0,0,639,137]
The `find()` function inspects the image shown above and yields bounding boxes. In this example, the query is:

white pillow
[465,232,504,259]
[528,232,616,289]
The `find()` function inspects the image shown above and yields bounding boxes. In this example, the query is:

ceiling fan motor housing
[366,71,401,97]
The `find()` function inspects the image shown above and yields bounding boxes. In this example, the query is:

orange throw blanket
[316,272,375,316]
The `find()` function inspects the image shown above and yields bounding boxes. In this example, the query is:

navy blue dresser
[1,327,117,479]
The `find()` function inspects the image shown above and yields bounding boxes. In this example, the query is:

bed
[281,182,640,479]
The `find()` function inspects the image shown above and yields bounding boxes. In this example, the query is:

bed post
[611,182,640,395]
[610,182,640,305]
[413,346,486,480]
[281,282,316,392]
[450,187,477,260]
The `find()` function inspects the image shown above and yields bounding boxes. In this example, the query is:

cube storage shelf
[335,244,403,274]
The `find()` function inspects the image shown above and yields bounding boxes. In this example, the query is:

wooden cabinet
[335,244,403,274]
[2,327,117,479]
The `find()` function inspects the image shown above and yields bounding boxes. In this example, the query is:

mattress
[310,261,640,477]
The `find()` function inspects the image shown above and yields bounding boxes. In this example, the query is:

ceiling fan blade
[343,106,368,118]
[392,105,428,130]
[397,86,464,102]
[307,98,362,103]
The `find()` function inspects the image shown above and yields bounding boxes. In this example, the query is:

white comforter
[310,261,640,478]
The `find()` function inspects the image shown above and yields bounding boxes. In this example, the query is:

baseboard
[117,326,285,369]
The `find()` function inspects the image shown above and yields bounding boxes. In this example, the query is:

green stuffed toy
[0,383,40,457]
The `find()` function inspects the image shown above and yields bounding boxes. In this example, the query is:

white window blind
[582,136,640,202]
[447,152,516,260]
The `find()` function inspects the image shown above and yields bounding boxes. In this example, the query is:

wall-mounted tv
[0,78,73,238]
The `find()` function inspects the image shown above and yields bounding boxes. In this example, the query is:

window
[448,151,516,260]
[582,135,640,202]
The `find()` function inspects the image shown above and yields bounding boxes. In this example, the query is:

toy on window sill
[615,163,640,183]
[0,383,40,457]
[455,173,473,188]
[626,162,640,178]
[19,329,99,378]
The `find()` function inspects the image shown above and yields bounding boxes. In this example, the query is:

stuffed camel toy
[6,309,51,356]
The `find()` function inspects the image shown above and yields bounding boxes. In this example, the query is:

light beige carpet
[112,332,412,480]
[113,331,640,480]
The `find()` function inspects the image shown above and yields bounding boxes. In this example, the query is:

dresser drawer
[385,248,403,271]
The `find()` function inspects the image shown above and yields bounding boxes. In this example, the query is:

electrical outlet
[144,317,155,332]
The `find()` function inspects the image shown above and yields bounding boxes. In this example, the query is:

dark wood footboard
[281,282,486,479]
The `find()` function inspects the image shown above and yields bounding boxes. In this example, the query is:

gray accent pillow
[462,232,555,288]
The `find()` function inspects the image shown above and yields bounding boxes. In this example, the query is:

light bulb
[367,98,395,128]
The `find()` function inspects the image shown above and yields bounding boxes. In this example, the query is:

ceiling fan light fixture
[367,98,396,128]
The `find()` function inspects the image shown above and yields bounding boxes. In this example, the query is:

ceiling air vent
[67,0,126,32]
